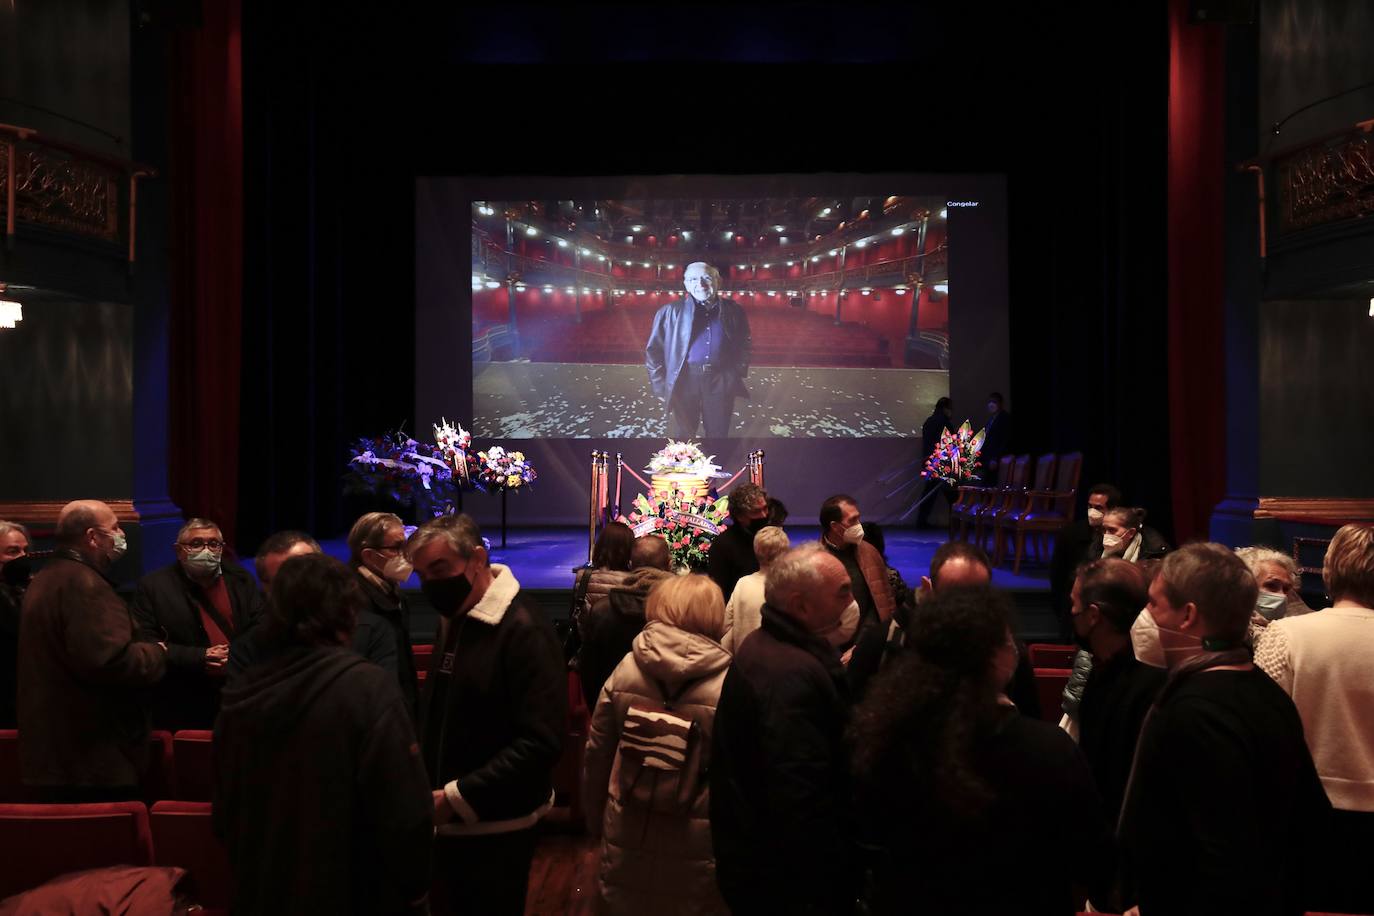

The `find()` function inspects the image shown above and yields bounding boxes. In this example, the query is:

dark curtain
[1166,0,1229,544]
[167,0,245,546]
[236,2,416,552]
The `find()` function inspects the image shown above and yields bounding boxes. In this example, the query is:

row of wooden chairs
[950,452,1083,574]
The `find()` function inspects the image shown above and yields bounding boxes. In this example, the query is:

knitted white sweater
[1254,604,1374,812]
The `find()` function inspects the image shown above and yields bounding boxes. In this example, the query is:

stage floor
[300,525,1051,590]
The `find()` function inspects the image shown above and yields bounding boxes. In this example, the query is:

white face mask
[1130,607,1203,670]
[182,549,222,578]
[1101,532,1123,553]
[98,527,127,562]
[842,523,864,545]
[1255,591,1288,621]
[818,600,860,648]
[381,554,414,584]
[1087,507,1105,526]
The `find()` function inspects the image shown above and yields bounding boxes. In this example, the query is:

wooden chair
[950,457,1006,541]
[974,454,1037,551]
[996,451,1084,574]
[990,453,1058,564]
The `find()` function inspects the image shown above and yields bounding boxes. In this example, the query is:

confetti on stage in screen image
[473,363,946,439]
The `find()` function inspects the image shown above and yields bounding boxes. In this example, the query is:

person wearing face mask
[348,512,419,723]
[644,261,752,438]
[1049,483,1122,636]
[1253,524,1374,915]
[818,494,896,655]
[1235,546,1312,639]
[1066,560,1164,828]
[0,520,32,728]
[706,481,770,601]
[850,585,1114,915]
[131,518,265,729]
[225,528,399,702]
[408,513,565,916]
[710,544,859,914]
[1094,506,1170,564]
[1117,543,1330,916]
[17,500,168,800]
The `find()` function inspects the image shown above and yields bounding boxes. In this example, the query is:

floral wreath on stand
[625,488,730,572]
[644,439,727,478]
[920,420,987,487]
[473,446,538,492]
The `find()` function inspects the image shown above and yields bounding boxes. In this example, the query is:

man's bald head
[630,534,671,571]
[55,500,117,545]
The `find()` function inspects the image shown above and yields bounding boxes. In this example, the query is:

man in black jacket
[980,391,1012,480]
[0,520,31,728]
[1049,483,1120,636]
[644,261,752,438]
[1119,544,1330,915]
[706,481,769,600]
[226,530,398,689]
[409,513,566,915]
[711,543,858,914]
[213,553,432,915]
[348,512,420,724]
[132,518,263,729]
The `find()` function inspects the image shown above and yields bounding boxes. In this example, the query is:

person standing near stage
[916,396,954,529]
[645,261,752,438]
[980,392,1012,479]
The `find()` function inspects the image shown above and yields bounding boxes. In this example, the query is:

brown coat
[17,554,167,787]
[854,539,896,624]
[582,621,730,916]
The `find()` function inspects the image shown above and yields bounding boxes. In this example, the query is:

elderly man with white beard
[644,261,752,437]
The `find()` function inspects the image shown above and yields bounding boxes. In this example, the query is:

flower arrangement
[920,420,987,486]
[433,418,478,487]
[474,445,538,492]
[345,430,469,518]
[624,489,730,571]
[643,439,729,478]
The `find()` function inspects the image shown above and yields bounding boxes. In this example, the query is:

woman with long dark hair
[849,586,1113,915]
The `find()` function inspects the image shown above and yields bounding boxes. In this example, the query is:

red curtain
[167,0,244,545]
[1167,0,1227,545]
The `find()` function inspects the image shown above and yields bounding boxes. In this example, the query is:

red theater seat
[0,729,31,803]
[172,730,215,802]
[413,643,434,672]
[0,730,174,803]
[1027,644,1078,669]
[151,800,231,913]
[1033,669,1072,723]
[143,730,175,803]
[0,801,154,899]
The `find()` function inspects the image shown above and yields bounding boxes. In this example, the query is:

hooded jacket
[212,645,432,915]
[582,620,731,915]
[577,566,674,709]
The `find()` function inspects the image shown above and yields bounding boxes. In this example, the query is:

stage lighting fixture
[543,286,553,292]
[774,225,785,232]
[895,287,908,294]
[780,237,788,243]
[891,227,905,236]
[515,285,526,292]
[811,256,820,262]
[632,225,643,232]
[724,231,734,239]
[768,291,776,296]
[786,261,794,266]
[939,208,947,219]
[626,236,633,242]
[526,226,537,236]
[682,231,692,239]
[557,239,568,247]
[738,264,746,269]
[598,255,606,261]
[484,281,500,289]
[820,207,831,216]
[566,287,575,293]
[856,240,868,248]
[934,283,949,293]
[763,264,771,269]
[829,249,838,256]
[637,290,646,295]
[665,264,674,269]
[642,262,650,268]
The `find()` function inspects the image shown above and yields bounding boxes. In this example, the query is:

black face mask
[422,572,474,618]
[745,517,768,535]
[2,555,31,589]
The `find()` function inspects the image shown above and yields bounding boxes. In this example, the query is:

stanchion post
[587,449,600,566]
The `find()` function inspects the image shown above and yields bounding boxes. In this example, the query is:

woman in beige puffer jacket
[582,573,731,916]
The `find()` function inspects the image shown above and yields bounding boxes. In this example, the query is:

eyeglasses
[374,541,407,552]
[180,539,225,552]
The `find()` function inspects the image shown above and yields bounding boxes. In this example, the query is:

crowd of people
[0,489,1370,916]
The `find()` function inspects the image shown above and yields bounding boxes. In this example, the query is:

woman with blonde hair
[582,574,730,915]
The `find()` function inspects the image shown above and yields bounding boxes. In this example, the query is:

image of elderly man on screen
[644,261,753,438]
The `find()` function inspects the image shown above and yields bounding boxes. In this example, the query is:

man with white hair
[644,260,752,437]
[710,543,858,913]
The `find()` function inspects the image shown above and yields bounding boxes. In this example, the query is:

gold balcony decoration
[1275,124,1374,235]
